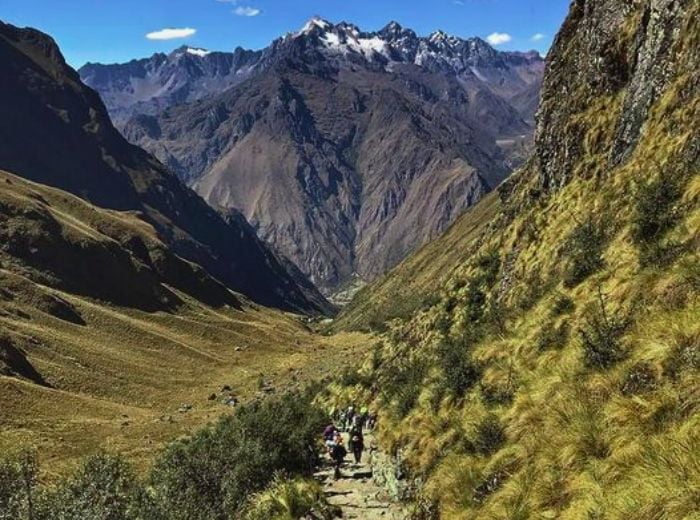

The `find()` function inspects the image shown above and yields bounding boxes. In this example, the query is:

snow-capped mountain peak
[299,16,332,35]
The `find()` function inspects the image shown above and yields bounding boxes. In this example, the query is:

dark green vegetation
[0,391,329,520]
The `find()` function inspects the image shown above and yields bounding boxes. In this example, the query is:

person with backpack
[348,426,364,464]
[323,423,338,453]
[344,405,355,432]
[330,432,347,479]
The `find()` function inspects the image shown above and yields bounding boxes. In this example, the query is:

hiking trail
[314,432,407,519]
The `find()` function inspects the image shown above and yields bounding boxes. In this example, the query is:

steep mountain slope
[0,21,330,314]
[114,20,543,293]
[332,0,699,518]
[0,171,368,476]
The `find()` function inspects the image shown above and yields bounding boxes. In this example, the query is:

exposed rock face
[79,46,262,127]
[0,21,332,314]
[101,20,544,293]
[534,0,696,190]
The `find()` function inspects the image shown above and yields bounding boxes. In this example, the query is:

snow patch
[186,47,211,57]
[300,17,331,35]
[322,32,341,47]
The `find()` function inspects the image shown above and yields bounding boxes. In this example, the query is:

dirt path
[315,432,407,519]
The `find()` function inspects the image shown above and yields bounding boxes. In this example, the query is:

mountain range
[0,20,331,315]
[80,19,544,294]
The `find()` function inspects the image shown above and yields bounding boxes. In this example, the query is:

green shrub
[480,381,515,406]
[631,174,683,266]
[36,454,155,520]
[438,338,481,398]
[473,415,506,456]
[563,221,606,287]
[0,451,37,520]
[150,391,327,520]
[536,320,570,352]
[382,358,427,418]
[338,367,372,388]
[563,220,606,288]
[578,291,629,369]
[551,294,575,316]
[475,250,501,287]
[456,280,488,327]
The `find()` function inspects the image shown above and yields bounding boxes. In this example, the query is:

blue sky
[1,0,571,67]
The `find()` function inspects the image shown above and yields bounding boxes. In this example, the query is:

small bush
[438,338,481,398]
[473,415,506,456]
[0,451,37,520]
[516,271,550,311]
[36,454,154,520]
[382,358,427,418]
[631,174,683,266]
[475,250,501,287]
[578,290,629,369]
[461,281,487,324]
[480,382,515,406]
[243,477,338,520]
[551,294,575,316]
[536,320,570,352]
[620,362,657,395]
[338,368,372,389]
[563,220,606,288]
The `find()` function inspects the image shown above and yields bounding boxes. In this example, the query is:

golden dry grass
[0,170,373,479]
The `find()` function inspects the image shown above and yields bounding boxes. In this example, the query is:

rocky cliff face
[79,46,262,127]
[534,0,696,191]
[0,21,331,314]
[104,20,544,293]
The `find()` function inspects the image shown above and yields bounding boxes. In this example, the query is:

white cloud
[146,27,196,40]
[486,32,512,46]
[234,6,261,16]
[531,33,546,41]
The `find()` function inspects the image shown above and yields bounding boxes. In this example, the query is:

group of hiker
[323,405,377,479]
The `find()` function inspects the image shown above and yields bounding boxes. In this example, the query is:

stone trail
[314,433,407,519]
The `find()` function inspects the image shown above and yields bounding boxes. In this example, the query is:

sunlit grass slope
[332,1,699,518]
[0,170,369,478]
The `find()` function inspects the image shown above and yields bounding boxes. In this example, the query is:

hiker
[323,423,338,452]
[348,426,364,463]
[367,411,377,431]
[360,406,369,429]
[330,432,347,479]
[352,412,364,432]
[345,405,355,431]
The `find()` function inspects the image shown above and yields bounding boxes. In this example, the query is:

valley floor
[0,282,372,479]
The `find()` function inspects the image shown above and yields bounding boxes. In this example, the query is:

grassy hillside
[0,170,369,478]
[332,1,699,518]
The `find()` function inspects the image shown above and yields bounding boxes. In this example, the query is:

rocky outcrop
[534,0,697,190]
